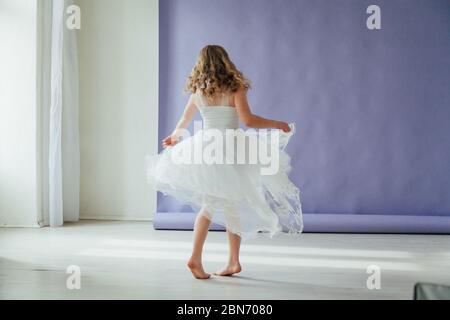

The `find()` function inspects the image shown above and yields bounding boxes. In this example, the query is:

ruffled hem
[146,125,303,240]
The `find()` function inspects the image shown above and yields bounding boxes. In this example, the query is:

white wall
[0,0,40,227]
[77,0,159,221]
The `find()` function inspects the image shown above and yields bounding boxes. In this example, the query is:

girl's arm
[162,94,198,148]
[234,88,291,132]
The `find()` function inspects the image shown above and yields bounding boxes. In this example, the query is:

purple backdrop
[157,0,450,231]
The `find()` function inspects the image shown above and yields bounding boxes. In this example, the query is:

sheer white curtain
[40,0,79,227]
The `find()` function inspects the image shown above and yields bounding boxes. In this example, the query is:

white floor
[0,220,449,300]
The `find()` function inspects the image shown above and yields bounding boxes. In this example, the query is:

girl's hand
[162,135,178,148]
[276,121,291,133]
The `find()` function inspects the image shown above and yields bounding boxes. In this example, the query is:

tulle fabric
[146,94,303,240]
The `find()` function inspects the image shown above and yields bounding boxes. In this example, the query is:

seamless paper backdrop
[157,0,450,219]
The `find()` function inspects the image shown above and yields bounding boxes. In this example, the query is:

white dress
[147,92,303,240]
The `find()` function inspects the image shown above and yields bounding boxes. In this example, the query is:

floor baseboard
[154,212,450,234]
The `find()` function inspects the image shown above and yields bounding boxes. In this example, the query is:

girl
[148,45,303,280]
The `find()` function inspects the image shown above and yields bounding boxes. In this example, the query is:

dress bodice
[196,93,239,130]
[198,106,239,130]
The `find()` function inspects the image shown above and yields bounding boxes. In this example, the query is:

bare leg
[215,206,242,276]
[187,208,212,280]
[214,230,242,276]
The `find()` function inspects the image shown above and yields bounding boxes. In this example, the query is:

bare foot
[214,263,242,277]
[187,259,211,280]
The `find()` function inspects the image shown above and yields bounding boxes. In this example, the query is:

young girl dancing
[148,45,303,279]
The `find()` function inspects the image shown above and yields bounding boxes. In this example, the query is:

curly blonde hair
[186,45,251,98]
